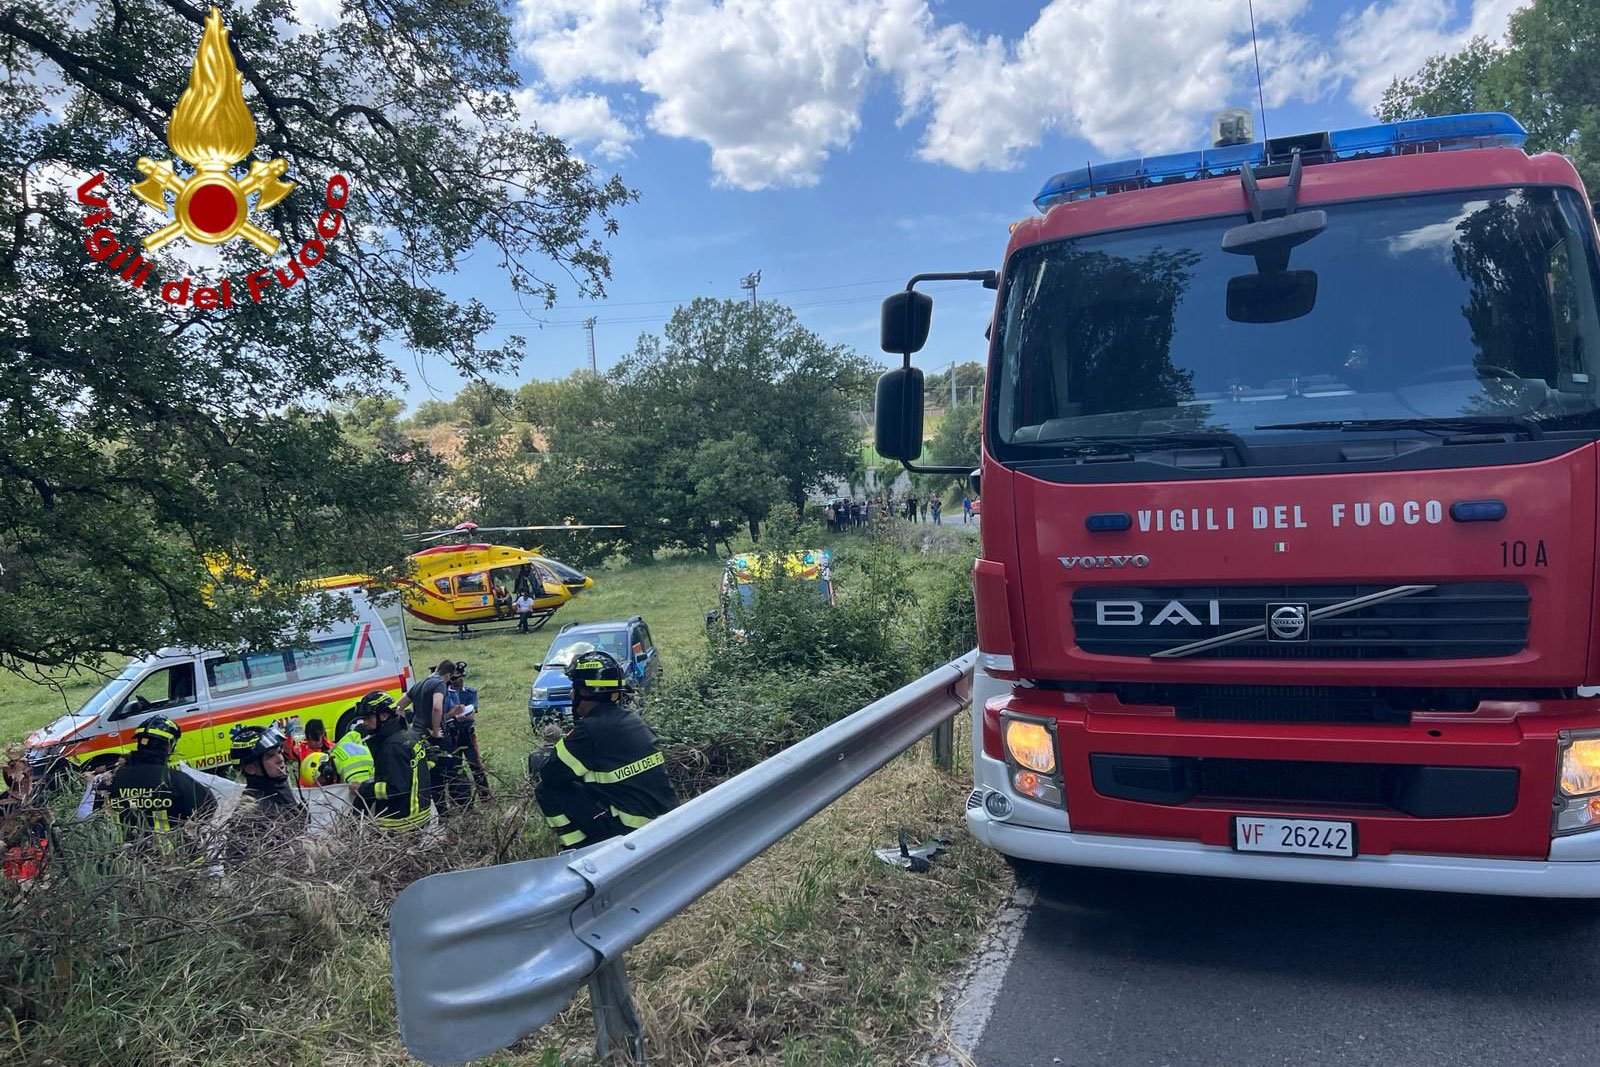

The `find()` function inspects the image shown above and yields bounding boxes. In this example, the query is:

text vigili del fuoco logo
[75,7,351,309]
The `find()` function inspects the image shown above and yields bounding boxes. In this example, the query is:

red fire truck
[877,112,1600,896]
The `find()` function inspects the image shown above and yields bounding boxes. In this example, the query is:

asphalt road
[973,864,1600,1067]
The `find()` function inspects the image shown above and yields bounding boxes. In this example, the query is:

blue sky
[401,0,1530,409]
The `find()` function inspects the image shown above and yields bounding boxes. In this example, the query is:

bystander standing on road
[962,496,973,523]
[932,497,942,524]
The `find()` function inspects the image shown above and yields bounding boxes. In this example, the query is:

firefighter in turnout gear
[348,691,432,831]
[533,649,676,849]
[230,724,305,823]
[106,715,216,845]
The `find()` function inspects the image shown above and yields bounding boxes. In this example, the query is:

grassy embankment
[1,530,1010,1067]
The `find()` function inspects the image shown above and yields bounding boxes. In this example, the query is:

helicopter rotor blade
[405,524,626,544]
[465,525,627,532]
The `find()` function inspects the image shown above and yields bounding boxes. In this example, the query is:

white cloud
[516,0,655,86]
[510,0,1533,188]
[636,0,877,189]
[513,89,634,160]
[290,0,343,30]
[1332,0,1528,107]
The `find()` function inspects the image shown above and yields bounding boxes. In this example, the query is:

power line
[482,275,909,315]
[481,280,990,332]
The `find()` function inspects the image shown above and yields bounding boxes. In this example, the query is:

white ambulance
[24,589,412,776]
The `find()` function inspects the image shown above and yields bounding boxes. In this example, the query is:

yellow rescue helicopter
[320,522,620,638]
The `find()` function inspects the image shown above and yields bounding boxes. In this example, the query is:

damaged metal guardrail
[388,649,978,1065]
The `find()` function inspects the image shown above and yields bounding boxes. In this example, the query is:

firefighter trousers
[534,776,626,848]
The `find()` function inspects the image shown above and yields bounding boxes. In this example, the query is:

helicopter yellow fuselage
[398,543,573,627]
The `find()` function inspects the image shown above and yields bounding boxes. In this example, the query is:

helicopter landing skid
[411,608,560,641]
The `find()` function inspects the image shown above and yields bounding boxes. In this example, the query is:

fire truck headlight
[1559,738,1600,797]
[1004,720,1056,774]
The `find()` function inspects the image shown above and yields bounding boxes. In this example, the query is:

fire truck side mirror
[874,367,925,461]
[880,290,933,355]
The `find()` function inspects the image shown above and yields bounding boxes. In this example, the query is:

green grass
[408,553,725,779]
[0,535,921,771]
[4,529,1001,1066]
[0,553,728,777]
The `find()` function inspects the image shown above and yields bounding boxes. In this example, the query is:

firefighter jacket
[356,716,432,831]
[541,702,677,832]
[106,750,215,842]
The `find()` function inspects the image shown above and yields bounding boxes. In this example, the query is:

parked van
[24,588,412,777]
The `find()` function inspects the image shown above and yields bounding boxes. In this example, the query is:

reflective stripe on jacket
[542,703,676,828]
[358,720,431,831]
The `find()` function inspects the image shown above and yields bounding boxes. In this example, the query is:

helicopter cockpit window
[433,578,452,596]
[456,573,488,594]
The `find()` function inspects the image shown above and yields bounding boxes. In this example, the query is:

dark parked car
[528,616,661,724]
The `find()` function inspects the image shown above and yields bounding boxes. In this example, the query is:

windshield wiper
[1255,416,1544,439]
[1047,431,1253,461]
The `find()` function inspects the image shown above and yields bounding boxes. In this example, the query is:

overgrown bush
[646,506,974,794]
[0,786,550,1067]
[917,545,978,673]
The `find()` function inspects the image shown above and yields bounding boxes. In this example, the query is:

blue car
[528,616,661,724]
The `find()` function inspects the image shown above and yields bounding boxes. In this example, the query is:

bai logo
[74,7,351,308]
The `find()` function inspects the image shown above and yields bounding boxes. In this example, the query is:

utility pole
[740,270,762,308]
[951,361,958,411]
[584,317,597,373]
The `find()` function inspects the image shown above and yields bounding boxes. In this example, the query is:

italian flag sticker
[1274,541,1288,552]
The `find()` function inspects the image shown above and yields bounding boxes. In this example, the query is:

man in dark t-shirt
[395,660,452,742]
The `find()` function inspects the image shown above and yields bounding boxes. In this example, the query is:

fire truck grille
[1071,582,1529,660]
[1088,754,1521,816]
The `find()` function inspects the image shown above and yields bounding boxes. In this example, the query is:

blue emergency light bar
[1033,112,1527,213]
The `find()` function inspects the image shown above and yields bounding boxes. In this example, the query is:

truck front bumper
[968,803,1600,898]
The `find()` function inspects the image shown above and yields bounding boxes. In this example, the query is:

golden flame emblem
[131,7,294,253]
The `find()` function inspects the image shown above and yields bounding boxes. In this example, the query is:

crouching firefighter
[347,691,432,831]
[533,649,676,849]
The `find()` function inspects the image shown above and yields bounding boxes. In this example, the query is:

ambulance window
[206,656,250,695]
[456,573,487,594]
[292,633,377,681]
[116,663,197,717]
[243,650,291,689]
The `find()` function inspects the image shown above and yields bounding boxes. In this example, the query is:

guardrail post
[589,957,645,1064]
[931,717,955,771]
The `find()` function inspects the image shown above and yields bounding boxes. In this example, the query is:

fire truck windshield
[993,186,1600,459]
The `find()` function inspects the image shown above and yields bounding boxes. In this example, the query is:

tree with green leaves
[522,299,871,558]
[334,395,408,455]
[1,0,633,670]
[1378,0,1600,196]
